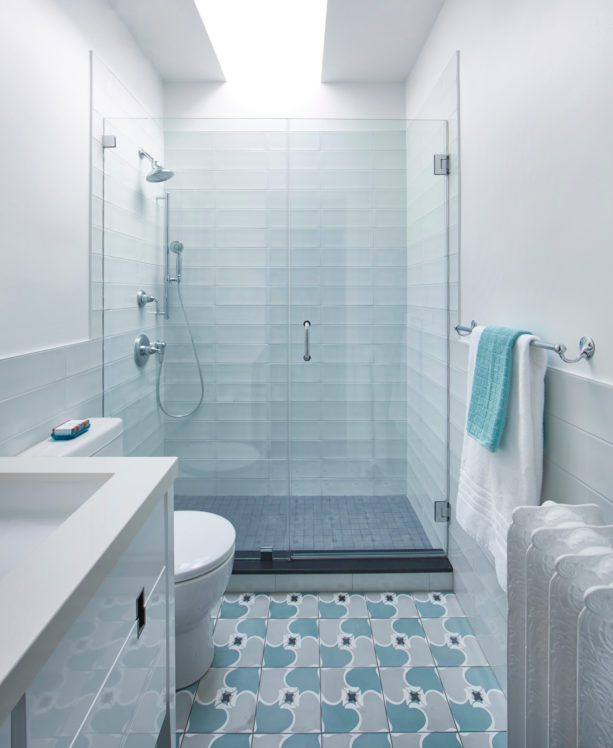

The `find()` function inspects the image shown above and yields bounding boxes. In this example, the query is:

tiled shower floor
[174,496,434,553]
[176,591,506,747]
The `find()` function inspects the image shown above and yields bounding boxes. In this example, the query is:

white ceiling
[321,0,445,82]
[110,0,444,84]
[109,0,225,82]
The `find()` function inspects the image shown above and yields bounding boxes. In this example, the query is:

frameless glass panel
[102,117,166,459]
[162,119,290,558]
[287,118,448,556]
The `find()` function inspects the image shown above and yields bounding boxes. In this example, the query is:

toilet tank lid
[174,511,236,582]
[20,418,124,457]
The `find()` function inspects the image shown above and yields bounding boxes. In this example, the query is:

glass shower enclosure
[102,117,449,567]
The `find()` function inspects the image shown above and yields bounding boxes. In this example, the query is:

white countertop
[0,456,178,723]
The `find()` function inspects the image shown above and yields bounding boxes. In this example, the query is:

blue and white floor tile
[366,593,418,619]
[188,667,260,733]
[255,668,320,733]
[220,594,270,619]
[380,667,455,733]
[177,592,506,746]
[391,734,463,747]
[319,593,368,619]
[420,619,487,667]
[320,619,377,667]
[182,736,251,747]
[269,593,319,619]
[371,619,433,667]
[321,667,388,733]
[323,734,392,746]
[213,619,267,668]
[264,619,320,667]
[438,668,506,733]
[252,735,322,746]
[412,594,464,619]
[459,733,507,747]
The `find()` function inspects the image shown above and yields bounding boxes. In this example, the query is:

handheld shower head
[138,148,175,183]
[169,240,184,280]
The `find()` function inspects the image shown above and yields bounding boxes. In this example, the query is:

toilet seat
[174,511,235,583]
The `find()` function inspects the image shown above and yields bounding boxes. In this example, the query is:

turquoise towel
[467,326,531,452]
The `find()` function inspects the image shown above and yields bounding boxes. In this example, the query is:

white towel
[455,326,547,590]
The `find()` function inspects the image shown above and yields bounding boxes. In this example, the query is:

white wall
[0,0,163,455]
[164,81,406,119]
[0,0,163,358]
[406,0,613,383]
[405,0,613,687]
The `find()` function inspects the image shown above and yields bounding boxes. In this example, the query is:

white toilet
[21,417,236,689]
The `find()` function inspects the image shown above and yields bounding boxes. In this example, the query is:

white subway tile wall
[99,57,165,457]
[162,121,433,515]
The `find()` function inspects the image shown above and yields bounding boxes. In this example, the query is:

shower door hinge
[102,134,117,149]
[434,501,450,522]
[433,154,450,175]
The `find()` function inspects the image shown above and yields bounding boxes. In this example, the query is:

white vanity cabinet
[23,491,175,748]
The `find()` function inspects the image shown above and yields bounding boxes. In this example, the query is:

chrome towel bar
[454,320,595,364]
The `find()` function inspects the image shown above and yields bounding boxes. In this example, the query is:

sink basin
[0,474,110,581]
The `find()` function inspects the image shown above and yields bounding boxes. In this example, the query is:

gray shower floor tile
[174,495,432,552]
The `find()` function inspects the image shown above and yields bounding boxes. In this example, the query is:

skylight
[195,0,327,84]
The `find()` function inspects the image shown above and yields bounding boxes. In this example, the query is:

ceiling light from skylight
[195,0,327,85]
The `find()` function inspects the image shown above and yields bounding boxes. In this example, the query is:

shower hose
[156,281,204,419]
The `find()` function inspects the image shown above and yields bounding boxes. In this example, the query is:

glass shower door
[162,119,291,559]
[287,118,449,557]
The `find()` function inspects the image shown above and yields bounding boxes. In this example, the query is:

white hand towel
[455,326,547,590]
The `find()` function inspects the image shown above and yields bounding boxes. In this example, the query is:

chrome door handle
[303,320,311,361]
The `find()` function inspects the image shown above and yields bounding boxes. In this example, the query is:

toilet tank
[20,418,124,457]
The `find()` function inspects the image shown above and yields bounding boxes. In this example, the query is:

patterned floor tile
[391,734,462,747]
[320,619,377,667]
[421,619,487,667]
[212,619,267,668]
[269,593,319,619]
[412,594,464,619]
[438,668,506,733]
[380,667,455,733]
[321,667,388,733]
[323,734,392,746]
[264,620,320,667]
[255,668,320,733]
[220,594,270,619]
[188,668,260,733]
[182,735,251,747]
[371,619,433,668]
[177,682,198,732]
[459,734,507,747]
[319,594,368,619]
[252,735,321,746]
[366,593,418,619]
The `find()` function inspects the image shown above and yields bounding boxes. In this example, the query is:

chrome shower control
[137,289,158,307]
[134,334,166,367]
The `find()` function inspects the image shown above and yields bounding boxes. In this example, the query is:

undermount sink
[0,474,111,581]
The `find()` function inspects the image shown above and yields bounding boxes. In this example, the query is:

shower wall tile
[164,123,411,505]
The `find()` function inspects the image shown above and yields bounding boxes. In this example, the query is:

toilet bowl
[21,417,236,689]
[174,510,235,688]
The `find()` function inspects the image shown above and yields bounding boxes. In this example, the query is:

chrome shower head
[138,148,175,183]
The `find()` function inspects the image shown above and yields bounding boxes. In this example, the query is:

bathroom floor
[174,497,434,553]
[176,591,506,747]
